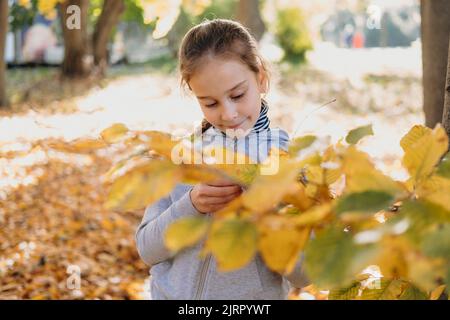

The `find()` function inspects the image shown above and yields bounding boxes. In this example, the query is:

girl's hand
[189,178,243,214]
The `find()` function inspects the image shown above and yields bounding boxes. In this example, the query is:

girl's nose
[221,103,238,122]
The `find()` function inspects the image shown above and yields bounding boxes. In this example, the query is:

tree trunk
[0,0,8,108]
[92,0,125,76]
[443,34,450,150]
[60,0,89,78]
[421,0,450,128]
[236,0,266,42]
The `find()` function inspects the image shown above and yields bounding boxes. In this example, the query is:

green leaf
[360,278,405,300]
[164,216,209,252]
[207,218,258,272]
[304,226,378,288]
[436,153,450,178]
[335,191,394,216]
[401,200,450,242]
[421,224,450,259]
[328,280,361,300]
[288,135,316,155]
[398,283,429,300]
[345,125,373,145]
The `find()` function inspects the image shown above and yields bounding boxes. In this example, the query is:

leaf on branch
[436,153,450,178]
[288,135,317,156]
[345,124,373,145]
[164,216,210,252]
[360,278,407,300]
[242,159,301,213]
[401,125,449,184]
[205,218,257,272]
[335,191,394,217]
[258,215,311,274]
[304,226,379,289]
[342,147,404,196]
[328,279,361,300]
[416,174,450,211]
[105,160,181,211]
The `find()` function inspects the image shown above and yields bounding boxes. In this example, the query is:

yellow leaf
[416,175,450,211]
[105,160,180,211]
[140,130,180,159]
[400,125,431,152]
[242,159,300,213]
[430,285,446,300]
[401,125,449,184]
[374,237,410,279]
[164,216,209,252]
[407,251,447,292]
[100,123,129,143]
[342,147,404,195]
[206,218,257,272]
[258,215,311,274]
[71,138,108,152]
[292,204,332,226]
[202,145,260,187]
[282,182,315,211]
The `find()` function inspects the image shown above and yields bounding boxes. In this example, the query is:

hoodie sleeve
[135,185,203,266]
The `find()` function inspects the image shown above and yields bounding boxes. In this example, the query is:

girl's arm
[135,184,203,266]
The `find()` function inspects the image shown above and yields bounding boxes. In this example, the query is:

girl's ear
[258,69,268,94]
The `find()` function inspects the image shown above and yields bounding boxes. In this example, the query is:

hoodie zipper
[195,213,212,300]
[195,253,212,300]
[194,138,237,300]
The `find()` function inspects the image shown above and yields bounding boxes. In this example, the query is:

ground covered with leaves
[0,152,148,299]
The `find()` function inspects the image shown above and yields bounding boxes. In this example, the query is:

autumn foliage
[38,121,450,300]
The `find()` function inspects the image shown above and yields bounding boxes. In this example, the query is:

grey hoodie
[135,126,311,300]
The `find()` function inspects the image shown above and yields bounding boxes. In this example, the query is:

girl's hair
[178,18,270,134]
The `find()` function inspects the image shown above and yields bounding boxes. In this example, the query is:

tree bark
[443,34,450,150]
[236,0,266,42]
[60,0,89,78]
[0,0,8,108]
[92,0,125,76]
[421,0,450,128]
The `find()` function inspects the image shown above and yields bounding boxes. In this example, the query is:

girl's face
[188,56,267,135]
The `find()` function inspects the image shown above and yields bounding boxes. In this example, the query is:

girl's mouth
[224,118,246,129]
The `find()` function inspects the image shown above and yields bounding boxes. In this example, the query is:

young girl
[135,19,310,300]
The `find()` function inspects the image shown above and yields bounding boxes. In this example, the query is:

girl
[135,19,310,300]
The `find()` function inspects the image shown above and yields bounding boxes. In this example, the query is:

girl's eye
[231,93,245,100]
[205,102,217,108]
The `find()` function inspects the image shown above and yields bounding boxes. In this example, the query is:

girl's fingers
[207,178,236,187]
[200,184,242,197]
[202,191,241,205]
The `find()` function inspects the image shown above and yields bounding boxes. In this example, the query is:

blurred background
[0,0,449,299]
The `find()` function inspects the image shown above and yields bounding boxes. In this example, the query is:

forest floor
[0,44,423,299]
